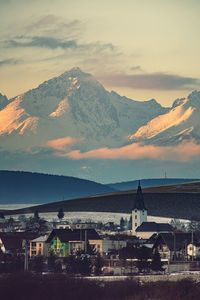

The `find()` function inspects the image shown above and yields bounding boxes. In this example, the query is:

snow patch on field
[0,205,189,225]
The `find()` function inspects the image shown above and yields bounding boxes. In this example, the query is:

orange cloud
[56,139,200,162]
[81,166,88,169]
[46,136,83,151]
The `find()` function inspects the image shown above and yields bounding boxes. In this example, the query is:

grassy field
[0,273,200,300]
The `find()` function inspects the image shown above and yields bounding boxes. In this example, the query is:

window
[135,223,137,227]
[31,242,36,247]
[39,243,42,248]
[135,215,137,219]
[135,209,137,213]
[31,251,36,256]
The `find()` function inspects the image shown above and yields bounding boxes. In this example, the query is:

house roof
[187,241,200,247]
[154,232,197,251]
[133,181,147,210]
[0,232,38,251]
[31,235,48,242]
[46,229,101,243]
[136,222,173,233]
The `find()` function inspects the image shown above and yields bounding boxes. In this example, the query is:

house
[46,229,101,257]
[56,223,71,230]
[70,222,99,230]
[0,219,23,232]
[91,237,127,255]
[153,232,196,262]
[132,181,147,235]
[30,235,49,257]
[187,242,200,259]
[0,232,38,255]
[136,222,173,239]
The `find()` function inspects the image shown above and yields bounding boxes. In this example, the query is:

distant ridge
[0,170,116,204]
[5,180,200,221]
[107,178,200,191]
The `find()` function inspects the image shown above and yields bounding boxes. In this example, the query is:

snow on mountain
[0,67,166,151]
[49,97,69,117]
[129,91,200,145]
[0,95,39,136]
[129,100,194,140]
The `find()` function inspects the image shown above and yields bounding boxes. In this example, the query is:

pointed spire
[133,180,147,210]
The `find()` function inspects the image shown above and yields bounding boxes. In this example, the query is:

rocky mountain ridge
[0,67,167,151]
[0,67,200,182]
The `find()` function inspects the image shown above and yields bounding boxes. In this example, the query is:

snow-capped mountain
[1,67,200,182]
[129,91,200,145]
[0,67,166,151]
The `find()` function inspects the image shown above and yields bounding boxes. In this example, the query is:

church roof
[136,222,173,233]
[133,181,147,210]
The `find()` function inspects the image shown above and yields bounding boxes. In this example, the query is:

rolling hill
[107,178,200,191]
[0,170,116,204]
[4,180,200,221]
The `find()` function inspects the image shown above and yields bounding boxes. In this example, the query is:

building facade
[30,236,49,257]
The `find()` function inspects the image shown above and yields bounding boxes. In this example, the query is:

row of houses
[1,228,200,263]
[0,229,127,258]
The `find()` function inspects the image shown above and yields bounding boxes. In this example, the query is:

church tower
[132,181,147,235]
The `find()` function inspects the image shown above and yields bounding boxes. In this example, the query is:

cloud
[55,140,200,162]
[5,35,116,56]
[81,166,89,169]
[45,136,83,151]
[100,72,199,90]
[7,36,78,50]
[0,58,20,67]
[27,15,59,29]
[130,65,142,72]
[25,16,83,38]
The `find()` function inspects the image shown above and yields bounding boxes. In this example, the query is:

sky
[1,0,200,106]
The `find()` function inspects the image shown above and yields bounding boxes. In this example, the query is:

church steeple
[133,180,146,210]
[132,180,147,235]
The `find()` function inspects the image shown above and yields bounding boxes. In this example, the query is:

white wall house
[187,242,200,259]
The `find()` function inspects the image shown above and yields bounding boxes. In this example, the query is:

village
[0,182,200,276]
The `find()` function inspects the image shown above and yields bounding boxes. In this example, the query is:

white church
[132,181,173,239]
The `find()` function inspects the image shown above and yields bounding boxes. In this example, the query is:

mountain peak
[0,92,8,110]
[69,66,82,72]
[172,97,186,108]
[187,90,200,107]
[61,67,90,79]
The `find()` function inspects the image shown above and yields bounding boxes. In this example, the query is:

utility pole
[173,233,176,262]
[184,240,187,261]
[24,239,29,271]
[192,230,194,262]
[85,230,87,254]
[80,228,83,251]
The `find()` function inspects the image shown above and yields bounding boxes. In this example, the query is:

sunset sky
[1,0,200,106]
